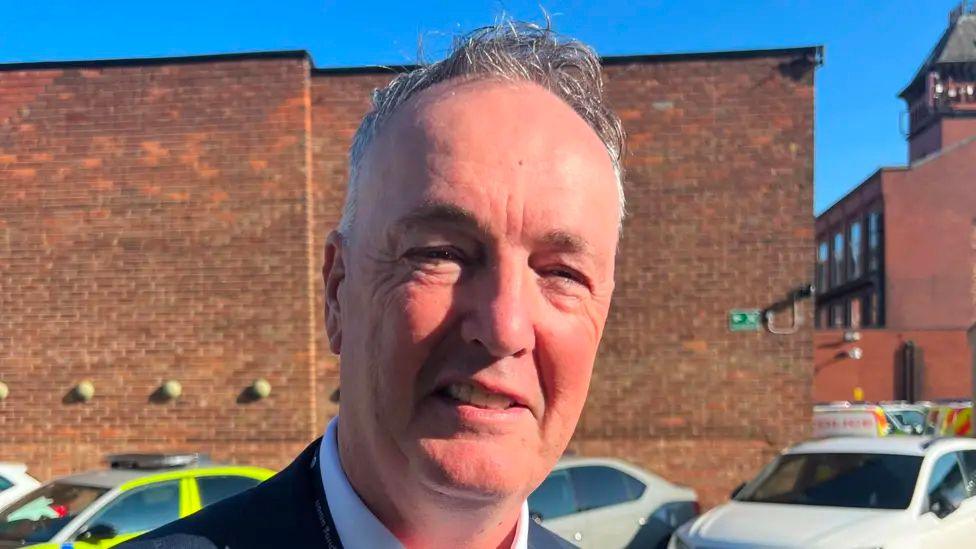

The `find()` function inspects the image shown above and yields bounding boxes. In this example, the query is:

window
[817,307,829,329]
[867,290,882,327]
[0,483,107,544]
[736,453,922,510]
[816,241,829,292]
[960,451,976,497]
[528,469,576,521]
[927,453,968,515]
[848,221,863,279]
[82,481,180,537]
[569,466,642,512]
[196,476,260,508]
[867,211,882,272]
[849,297,862,329]
[832,232,845,286]
[830,302,845,328]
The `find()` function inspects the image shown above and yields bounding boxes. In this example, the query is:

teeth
[444,383,513,410]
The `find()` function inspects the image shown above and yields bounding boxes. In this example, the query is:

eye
[542,266,588,287]
[406,247,465,263]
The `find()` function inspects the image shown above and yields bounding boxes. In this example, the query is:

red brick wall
[308,71,394,433]
[909,122,942,162]
[941,117,976,152]
[814,329,972,402]
[0,56,317,478]
[1,51,816,510]
[569,55,815,507]
[883,137,976,330]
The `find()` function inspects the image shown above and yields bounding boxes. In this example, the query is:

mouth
[435,382,528,412]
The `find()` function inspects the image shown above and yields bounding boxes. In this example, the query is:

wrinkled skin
[323,78,620,548]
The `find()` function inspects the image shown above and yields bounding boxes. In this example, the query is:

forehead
[356,79,619,245]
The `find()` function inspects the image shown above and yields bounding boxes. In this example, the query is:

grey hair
[338,20,626,236]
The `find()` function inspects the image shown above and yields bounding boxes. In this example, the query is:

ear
[323,230,346,354]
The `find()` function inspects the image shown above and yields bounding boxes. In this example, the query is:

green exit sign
[729,309,762,332]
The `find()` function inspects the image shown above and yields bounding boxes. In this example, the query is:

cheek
[374,282,457,397]
[536,314,600,430]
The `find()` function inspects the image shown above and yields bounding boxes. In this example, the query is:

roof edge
[815,166,908,219]
[1,45,824,75]
[601,45,824,65]
[0,50,310,72]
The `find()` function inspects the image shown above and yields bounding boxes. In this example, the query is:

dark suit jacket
[120,438,575,549]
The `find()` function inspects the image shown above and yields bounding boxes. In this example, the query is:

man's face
[326,79,619,502]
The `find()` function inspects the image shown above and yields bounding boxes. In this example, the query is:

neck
[336,421,523,549]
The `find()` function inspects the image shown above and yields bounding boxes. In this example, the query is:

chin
[413,437,538,501]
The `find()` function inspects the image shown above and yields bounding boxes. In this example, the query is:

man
[124,20,624,549]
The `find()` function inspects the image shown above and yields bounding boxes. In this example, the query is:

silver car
[530,456,698,548]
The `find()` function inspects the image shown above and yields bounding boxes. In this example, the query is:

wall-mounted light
[74,380,95,402]
[847,347,864,360]
[160,380,182,400]
[250,378,271,400]
[843,331,862,342]
[0,381,8,401]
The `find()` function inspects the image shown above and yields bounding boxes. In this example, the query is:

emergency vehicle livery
[0,453,273,548]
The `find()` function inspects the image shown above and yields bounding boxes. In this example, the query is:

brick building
[814,6,976,403]
[1,45,818,507]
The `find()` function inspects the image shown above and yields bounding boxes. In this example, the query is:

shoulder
[527,520,577,549]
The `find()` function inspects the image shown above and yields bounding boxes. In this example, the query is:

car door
[567,465,646,548]
[916,451,976,547]
[528,468,585,545]
[71,480,184,548]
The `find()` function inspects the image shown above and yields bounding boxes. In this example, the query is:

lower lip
[427,394,531,426]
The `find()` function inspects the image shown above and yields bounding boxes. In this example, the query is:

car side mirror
[530,511,544,524]
[730,482,746,499]
[78,523,118,541]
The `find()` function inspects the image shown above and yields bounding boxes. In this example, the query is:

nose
[460,256,536,358]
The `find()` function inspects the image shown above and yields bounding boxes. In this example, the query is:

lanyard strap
[309,448,345,549]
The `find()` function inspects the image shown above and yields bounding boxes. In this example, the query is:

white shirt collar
[320,417,529,549]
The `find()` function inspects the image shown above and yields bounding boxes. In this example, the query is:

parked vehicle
[880,402,928,435]
[924,402,973,437]
[812,403,890,437]
[0,464,40,513]
[529,456,698,548]
[0,453,273,548]
[669,436,976,548]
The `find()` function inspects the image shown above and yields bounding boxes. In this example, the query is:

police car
[669,436,976,549]
[0,453,273,548]
[0,464,39,513]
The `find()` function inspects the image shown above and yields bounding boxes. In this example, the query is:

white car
[669,436,976,549]
[529,456,698,548]
[0,463,39,512]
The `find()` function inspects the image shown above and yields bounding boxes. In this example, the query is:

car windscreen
[0,482,108,543]
[735,452,922,510]
[890,410,925,430]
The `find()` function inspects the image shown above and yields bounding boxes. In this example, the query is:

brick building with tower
[814,5,976,403]
[1,44,819,506]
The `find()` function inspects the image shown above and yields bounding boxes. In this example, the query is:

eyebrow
[393,202,489,235]
[539,230,592,256]
[393,201,595,258]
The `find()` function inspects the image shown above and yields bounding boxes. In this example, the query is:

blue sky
[1,0,962,213]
